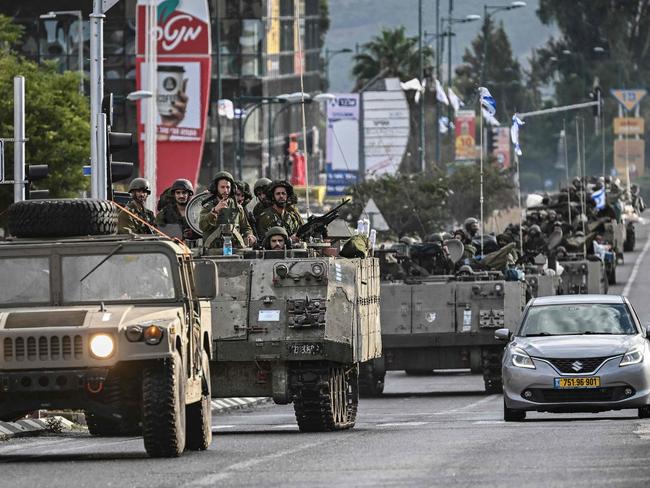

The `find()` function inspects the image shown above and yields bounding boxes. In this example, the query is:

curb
[211,397,272,413]
[0,416,76,440]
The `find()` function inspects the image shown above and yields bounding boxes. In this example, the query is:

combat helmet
[464,217,479,235]
[266,180,296,204]
[262,225,290,250]
[129,177,151,194]
[425,232,444,243]
[208,171,235,196]
[254,177,272,197]
[235,180,253,206]
[170,178,194,195]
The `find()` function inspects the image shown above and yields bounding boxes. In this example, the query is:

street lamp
[324,48,353,90]
[479,2,526,86]
[39,10,84,95]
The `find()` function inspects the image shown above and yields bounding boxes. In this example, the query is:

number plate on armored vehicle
[288,343,323,355]
[554,377,601,389]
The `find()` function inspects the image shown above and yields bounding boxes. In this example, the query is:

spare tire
[8,199,118,238]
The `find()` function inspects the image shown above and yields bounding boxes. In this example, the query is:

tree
[0,14,89,221]
[352,27,434,173]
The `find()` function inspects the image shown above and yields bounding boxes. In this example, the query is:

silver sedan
[496,295,650,421]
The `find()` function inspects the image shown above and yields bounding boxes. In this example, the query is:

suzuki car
[496,295,650,421]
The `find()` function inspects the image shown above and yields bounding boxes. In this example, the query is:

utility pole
[215,0,224,173]
[89,0,105,198]
[435,0,441,166]
[447,0,453,126]
[14,76,25,202]
[418,0,425,172]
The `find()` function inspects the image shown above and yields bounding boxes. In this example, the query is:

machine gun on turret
[296,199,350,241]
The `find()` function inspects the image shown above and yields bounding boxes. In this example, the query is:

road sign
[614,139,645,180]
[610,89,647,112]
[614,117,645,136]
[362,198,389,231]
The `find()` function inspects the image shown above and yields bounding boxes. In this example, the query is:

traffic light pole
[97,113,108,200]
[14,76,25,202]
[89,0,105,199]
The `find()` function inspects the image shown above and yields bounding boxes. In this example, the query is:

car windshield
[519,303,637,336]
[0,257,51,305]
[62,253,176,303]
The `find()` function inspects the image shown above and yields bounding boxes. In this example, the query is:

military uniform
[118,201,156,234]
[156,203,198,240]
[199,198,254,248]
[253,200,270,219]
[256,205,304,239]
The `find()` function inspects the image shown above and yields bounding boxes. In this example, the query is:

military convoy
[0,199,216,458]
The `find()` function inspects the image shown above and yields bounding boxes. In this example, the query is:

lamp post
[479,1,526,86]
[39,10,84,95]
[324,48,352,90]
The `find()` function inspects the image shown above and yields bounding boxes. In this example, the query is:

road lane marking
[376,421,429,427]
[622,227,650,297]
[212,425,234,430]
[442,394,500,414]
[271,424,298,429]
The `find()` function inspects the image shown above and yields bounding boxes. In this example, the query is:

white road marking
[634,423,650,439]
[271,424,298,429]
[473,420,506,425]
[212,425,234,430]
[441,394,500,414]
[622,227,650,297]
[376,421,429,427]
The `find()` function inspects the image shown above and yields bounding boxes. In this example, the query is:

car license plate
[554,377,601,389]
[287,343,323,356]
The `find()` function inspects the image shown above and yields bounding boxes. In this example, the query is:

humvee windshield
[0,257,50,304]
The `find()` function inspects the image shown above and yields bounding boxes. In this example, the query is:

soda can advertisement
[454,110,476,161]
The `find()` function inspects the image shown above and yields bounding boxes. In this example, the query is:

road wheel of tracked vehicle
[7,199,118,238]
[482,348,503,394]
[359,360,385,397]
[503,401,526,422]
[185,351,212,451]
[624,227,636,252]
[292,364,358,432]
[142,352,186,457]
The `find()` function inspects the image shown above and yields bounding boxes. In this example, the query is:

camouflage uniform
[155,203,198,240]
[118,201,156,234]
[256,205,304,239]
[199,198,254,248]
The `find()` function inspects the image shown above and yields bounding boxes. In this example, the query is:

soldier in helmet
[252,177,272,220]
[256,180,304,241]
[234,180,256,237]
[262,226,290,250]
[199,171,256,249]
[155,178,197,240]
[464,217,480,240]
[118,178,156,234]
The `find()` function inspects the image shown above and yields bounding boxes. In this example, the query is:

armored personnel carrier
[0,199,216,458]
[557,253,608,294]
[186,195,381,431]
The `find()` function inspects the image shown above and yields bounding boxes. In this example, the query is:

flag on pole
[591,187,606,209]
[400,78,425,104]
[447,87,464,113]
[510,113,525,156]
[478,87,496,116]
[435,79,449,105]
[438,116,454,134]
[481,108,499,126]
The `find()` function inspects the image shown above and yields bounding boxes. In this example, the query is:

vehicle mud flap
[291,363,358,432]
[482,348,503,394]
[359,357,385,397]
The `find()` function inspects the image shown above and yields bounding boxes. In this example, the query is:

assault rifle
[296,199,350,241]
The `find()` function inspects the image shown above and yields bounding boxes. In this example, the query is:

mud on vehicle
[0,199,217,458]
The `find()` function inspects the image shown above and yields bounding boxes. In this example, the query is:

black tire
[624,227,636,252]
[483,348,503,394]
[606,263,616,285]
[503,401,526,422]
[186,351,212,451]
[359,360,385,397]
[292,364,358,432]
[142,353,186,458]
[639,406,650,419]
[8,199,118,238]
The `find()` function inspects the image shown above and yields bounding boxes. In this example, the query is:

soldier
[199,171,256,249]
[256,180,304,241]
[117,178,156,234]
[262,226,289,250]
[252,177,272,220]
[235,180,256,237]
[155,178,197,240]
[464,217,480,240]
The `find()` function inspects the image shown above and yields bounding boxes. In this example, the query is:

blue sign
[326,167,358,196]
[83,165,91,176]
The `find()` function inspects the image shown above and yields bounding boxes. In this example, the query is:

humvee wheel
[482,348,503,394]
[292,364,358,432]
[186,351,212,451]
[142,352,186,457]
[359,361,385,397]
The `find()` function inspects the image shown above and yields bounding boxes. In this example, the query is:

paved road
[2,222,650,488]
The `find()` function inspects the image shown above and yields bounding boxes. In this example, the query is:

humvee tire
[142,352,186,457]
[292,364,358,432]
[8,199,117,238]
[186,351,212,451]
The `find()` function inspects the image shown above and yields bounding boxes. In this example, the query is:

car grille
[3,335,83,362]
[526,387,631,403]
[544,356,612,374]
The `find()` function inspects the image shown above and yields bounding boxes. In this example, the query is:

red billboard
[135,0,211,197]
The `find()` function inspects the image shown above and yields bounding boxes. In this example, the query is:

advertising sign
[326,94,360,196]
[614,139,645,179]
[455,110,476,161]
[614,117,645,136]
[492,126,511,169]
[136,0,211,195]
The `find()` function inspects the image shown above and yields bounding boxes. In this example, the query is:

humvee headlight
[311,263,324,277]
[90,334,115,359]
[143,325,164,345]
[125,325,143,342]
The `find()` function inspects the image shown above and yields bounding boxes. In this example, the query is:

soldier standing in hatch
[262,226,290,250]
[117,178,156,234]
[256,180,304,242]
[155,178,198,240]
[252,177,272,220]
[199,171,256,248]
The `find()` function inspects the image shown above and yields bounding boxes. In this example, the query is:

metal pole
[435,0,440,166]
[358,92,365,180]
[447,0,453,129]
[479,7,489,87]
[267,102,273,178]
[89,0,104,199]
[479,105,484,256]
[76,11,84,95]
[215,0,224,173]
[97,113,108,200]
[563,120,571,226]
[418,0,425,172]
[144,1,157,209]
[515,152,523,256]
[14,76,25,203]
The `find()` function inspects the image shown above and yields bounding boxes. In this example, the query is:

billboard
[136,0,211,196]
[326,94,359,196]
[614,139,645,180]
[455,110,476,161]
[492,126,511,169]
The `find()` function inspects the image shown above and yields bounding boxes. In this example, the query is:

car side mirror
[495,328,511,341]
[193,260,218,300]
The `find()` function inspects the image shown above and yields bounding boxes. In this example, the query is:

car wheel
[638,406,650,419]
[503,400,526,422]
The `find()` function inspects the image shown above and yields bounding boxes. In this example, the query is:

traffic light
[102,93,134,200]
[26,164,49,199]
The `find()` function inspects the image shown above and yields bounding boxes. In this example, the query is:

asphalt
[0,221,649,487]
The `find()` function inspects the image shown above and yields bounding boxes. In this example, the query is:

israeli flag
[479,87,496,116]
[511,114,525,156]
[592,187,606,210]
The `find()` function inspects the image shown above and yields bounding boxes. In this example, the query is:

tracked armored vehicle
[557,253,607,294]
[0,199,216,458]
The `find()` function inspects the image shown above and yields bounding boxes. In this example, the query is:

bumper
[503,356,650,412]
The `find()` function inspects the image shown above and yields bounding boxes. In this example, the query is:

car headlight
[511,347,535,369]
[90,334,115,359]
[620,346,644,367]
